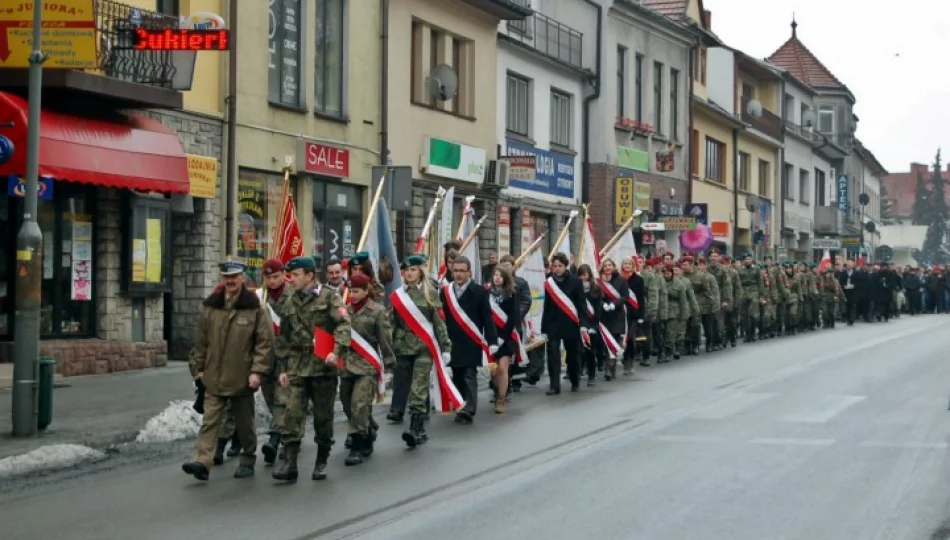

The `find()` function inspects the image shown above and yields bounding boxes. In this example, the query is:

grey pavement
[2,315,950,540]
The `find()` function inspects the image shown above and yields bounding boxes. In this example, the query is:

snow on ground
[0,444,107,479]
[135,390,273,445]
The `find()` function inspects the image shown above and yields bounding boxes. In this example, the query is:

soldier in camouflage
[272,256,351,483]
[639,257,663,365]
[727,257,743,346]
[681,259,701,356]
[783,262,803,335]
[738,253,764,342]
[348,251,387,299]
[663,263,689,359]
[651,257,670,360]
[340,273,395,466]
[708,251,732,351]
[258,258,294,466]
[820,268,844,328]
[693,257,722,352]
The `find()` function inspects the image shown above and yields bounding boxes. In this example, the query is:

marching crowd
[179,239,935,483]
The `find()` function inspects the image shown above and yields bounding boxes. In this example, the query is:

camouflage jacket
[728,266,743,306]
[277,283,351,378]
[821,276,844,302]
[642,270,661,322]
[709,264,733,308]
[262,283,294,373]
[738,265,765,300]
[655,271,669,321]
[769,266,785,302]
[682,276,700,318]
[344,299,396,377]
[686,269,721,314]
[392,283,451,357]
[805,272,820,298]
[664,276,689,320]
[787,272,805,303]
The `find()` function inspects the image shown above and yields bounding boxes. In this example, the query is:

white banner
[604,228,637,263]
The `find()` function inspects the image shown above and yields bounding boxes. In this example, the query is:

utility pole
[12,0,47,437]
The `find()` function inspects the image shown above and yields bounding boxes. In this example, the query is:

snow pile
[135,399,202,444]
[0,444,106,479]
[254,389,272,431]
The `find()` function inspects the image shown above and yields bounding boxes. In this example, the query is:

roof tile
[767,35,845,89]
[883,166,950,218]
[639,0,689,18]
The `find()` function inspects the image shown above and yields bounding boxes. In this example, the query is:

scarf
[267,285,283,300]
[351,297,368,312]
[582,281,591,293]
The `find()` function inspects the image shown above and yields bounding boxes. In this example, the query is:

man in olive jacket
[182,260,274,482]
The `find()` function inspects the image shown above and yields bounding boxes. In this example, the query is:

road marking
[650,434,727,443]
[858,441,949,450]
[781,394,867,423]
[690,392,778,420]
[750,437,836,447]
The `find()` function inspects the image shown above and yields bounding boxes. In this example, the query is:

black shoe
[344,435,353,449]
[312,446,331,480]
[402,414,424,448]
[418,415,430,444]
[262,433,280,465]
[182,461,209,481]
[345,435,364,466]
[233,465,254,478]
[386,411,404,423]
[546,388,561,395]
[226,433,241,458]
[362,428,376,458]
[272,443,299,482]
[455,411,473,424]
[213,438,228,465]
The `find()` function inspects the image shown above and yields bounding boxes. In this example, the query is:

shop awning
[0,91,189,194]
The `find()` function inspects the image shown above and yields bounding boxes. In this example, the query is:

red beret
[697,257,707,264]
[711,247,722,255]
[649,256,662,266]
[349,274,371,289]
[722,256,731,263]
[681,255,694,263]
[663,261,674,270]
[262,258,284,276]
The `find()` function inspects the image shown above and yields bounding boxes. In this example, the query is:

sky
[704,0,950,173]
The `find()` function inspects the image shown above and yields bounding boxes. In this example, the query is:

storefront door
[323,212,359,263]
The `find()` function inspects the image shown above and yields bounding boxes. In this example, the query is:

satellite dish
[745,194,760,212]
[746,99,763,117]
[802,110,815,130]
[426,64,458,101]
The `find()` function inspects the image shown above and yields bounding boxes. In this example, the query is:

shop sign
[297,140,350,178]
[641,231,655,245]
[811,238,841,250]
[683,203,708,225]
[502,155,536,183]
[186,154,218,199]
[7,175,54,201]
[711,221,730,238]
[497,205,511,256]
[424,137,486,184]
[615,177,634,225]
[652,198,684,218]
[658,216,697,231]
[641,222,665,231]
[837,174,849,213]
[616,146,649,172]
[505,139,574,198]
[840,234,862,247]
[0,0,97,69]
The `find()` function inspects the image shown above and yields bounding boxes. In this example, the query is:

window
[617,46,626,118]
[157,0,179,15]
[758,159,771,198]
[670,68,679,140]
[122,195,172,297]
[818,103,835,133]
[551,90,572,148]
[783,163,795,200]
[784,94,794,122]
[695,46,707,85]
[705,137,725,183]
[237,169,296,287]
[268,0,303,108]
[315,0,346,117]
[506,74,530,136]
[738,152,751,191]
[653,61,663,133]
[814,168,826,206]
[411,22,472,116]
[313,181,364,272]
[690,129,699,176]
[800,103,811,128]
[800,169,811,204]
[635,54,644,122]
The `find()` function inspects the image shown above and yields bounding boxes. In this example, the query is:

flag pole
[270,165,292,258]
[456,195,475,240]
[343,172,388,304]
[548,210,579,262]
[513,233,546,270]
[599,209,642,259]
[576,203,589,267]
[458,214,487,253]
[415,186,447,254]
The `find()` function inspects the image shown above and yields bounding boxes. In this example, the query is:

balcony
[740,96,783,142]
[813,206,844,235]
[502,11,583,70]
[785,121,849,160]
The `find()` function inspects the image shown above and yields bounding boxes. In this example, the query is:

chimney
[911,162,928,174]
[703,10,711,29]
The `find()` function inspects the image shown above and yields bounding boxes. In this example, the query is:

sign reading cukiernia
[0,0,98,69]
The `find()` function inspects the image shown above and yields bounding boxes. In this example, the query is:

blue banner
[8,175,54,201]
[837,174,849,213]
[504,139,575,199]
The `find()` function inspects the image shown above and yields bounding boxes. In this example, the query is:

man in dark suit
[441,255,498,424]
[541,252,589,395]
[481,252,498,284]
[836,261,864,325]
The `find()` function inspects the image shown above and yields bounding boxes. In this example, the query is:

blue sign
[7,175,54,201]
[683,203,708,225]
[0,135,13,166]
[837,174,849,213]
[504,139,575,199]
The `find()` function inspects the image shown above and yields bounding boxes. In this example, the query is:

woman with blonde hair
[487,265,521,413]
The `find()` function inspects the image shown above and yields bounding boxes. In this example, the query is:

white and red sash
[350,327,386,395]
[490,299,528,366]
[390,287,464,412]
[255,288,281,336]
[441,284,494,365]
[545,277,580,325]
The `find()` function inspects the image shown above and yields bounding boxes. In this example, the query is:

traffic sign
[0,0,97,69]
[811,238,842,250]
[0,135,13,166]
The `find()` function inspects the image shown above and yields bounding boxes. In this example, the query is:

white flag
[459,199,482,285]
[604,228,637,264]
[520,247,546,337]
[558,231,572,266]
[579,214,601,279]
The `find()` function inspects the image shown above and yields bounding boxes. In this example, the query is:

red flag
[275,195,305,265]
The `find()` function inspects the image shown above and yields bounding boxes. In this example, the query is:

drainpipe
[686,41,696,204]
[732,126,739,252]
[224,0,239,256]
[778,75,786,255]
[379,0,389,165]
[581,0,602,204]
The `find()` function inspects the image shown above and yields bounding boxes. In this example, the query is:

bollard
[37,356,56,430]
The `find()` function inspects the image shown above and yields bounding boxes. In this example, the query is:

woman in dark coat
[488,266,520,413]
[598,258,629,380]
[577,264,603,386]
[623,257,646,371]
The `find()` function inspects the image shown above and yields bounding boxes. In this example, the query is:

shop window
[121,194,172,297]
[238,169,293,288]
[311,179,363,271]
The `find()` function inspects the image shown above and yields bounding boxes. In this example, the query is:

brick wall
[407,183,499,263]
[42,340,167,377]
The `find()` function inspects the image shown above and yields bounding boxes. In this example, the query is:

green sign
[424,137,487,184]
[617,146,649,172]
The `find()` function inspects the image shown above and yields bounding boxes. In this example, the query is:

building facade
[0,0,227,374]
[389,0,531,261]
[496,0,595,258]
[589,0,697,256]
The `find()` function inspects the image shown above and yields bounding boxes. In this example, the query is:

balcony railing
[504,11,583,69]
[96,0,180,88]
[740,96,783,142]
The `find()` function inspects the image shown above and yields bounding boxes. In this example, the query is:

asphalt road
[3,315,950,540]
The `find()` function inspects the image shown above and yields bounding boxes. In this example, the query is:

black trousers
[844,292,858,323]
[701,314,716,347]
[389,357,410,415]
[451,366,479,416]
[582,334,603,379]
[547,336,580,391]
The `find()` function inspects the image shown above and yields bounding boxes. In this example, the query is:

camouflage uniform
[726,264,743,344]
[652,268,669,357]
[261,284,293,436]
[340,297,394,450]
[737,262,764,340]
[772,265,789,334]
[663,275,689,357]
[709,262,732,348]
[641,268,662,360]
[682,274,700,354]
[686,266,721,352]
[784,266,803,334]
[820,271,844,327]
[759,264,778,336]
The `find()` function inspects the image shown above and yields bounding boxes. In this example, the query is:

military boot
[418,414,430,444]
[312,445,331,480]
[387,410,404,423]
[402,413,423,448]
[362,426,376,457]
[226,433,242,457]
[262,433,280,465]
[344,435,364,466]
[213,438,228,465]
[272,443,299,482]
[344,435,353,449]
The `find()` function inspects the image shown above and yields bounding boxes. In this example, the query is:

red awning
[0,91,189,194]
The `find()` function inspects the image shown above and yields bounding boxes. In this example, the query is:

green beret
[406,254,427,267]
[349,251,370,265]
[285,256,316,272]
[218,260,246,276]
[399,260,409,270]
[809,263,817,269]
[763,254,773,260]
[743,251,753,258]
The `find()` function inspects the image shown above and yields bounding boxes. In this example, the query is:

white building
[496,0,597,256]
[852,139,886,260]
